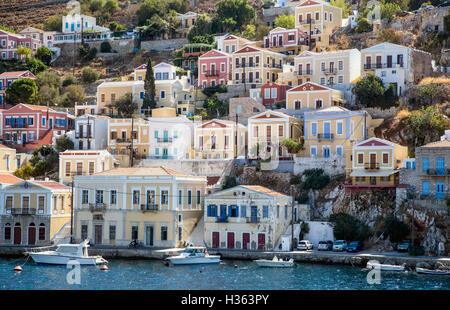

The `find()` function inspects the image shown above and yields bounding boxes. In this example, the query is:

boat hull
[167,256,221,265]
[255,260,294,268]
[416,267,450,275]
[367,262,405,271]
[30,253,107,265]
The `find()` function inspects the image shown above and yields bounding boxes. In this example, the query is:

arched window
[39,223,46,241]
[4,223,11,240]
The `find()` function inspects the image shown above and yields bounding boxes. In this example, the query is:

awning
[350,170,397,177]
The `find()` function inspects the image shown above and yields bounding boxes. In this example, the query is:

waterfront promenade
[1,245,449,269]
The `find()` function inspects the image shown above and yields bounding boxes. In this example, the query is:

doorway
[212,231,220,248]
[257,233,265,250]
[227,232,235,249]
[242,233,250,250]
[145,225,154,246]
[28,224,36,245]
[14,225,21,245]
[94,225,102,245]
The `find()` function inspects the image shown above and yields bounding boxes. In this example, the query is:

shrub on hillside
[329,212,371,241]
[81,67,99,84]
[302,168,330,190]
[100,41,113,53]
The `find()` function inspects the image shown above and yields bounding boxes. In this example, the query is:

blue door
[436,158,445,175]
[323,147,330,158]
[436,182,445,199]
[324,122,330,139]
[220,205,227,216]
[22,133,26,144]
[49,118,53,129]
[251,206,258,217]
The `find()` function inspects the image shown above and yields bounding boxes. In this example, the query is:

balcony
[115,138,132,143]
[299,19,316,25]
[246,216,260,223]
[426,168,448,176]
[294,70,313,76]
[317,133,334,141]
[10,208,37,215]
[75,131,93,139]
[204,70,219,77]
[216,216,229,223]
[89,203,106,212]
[156,137,174,143]
[235,63,258,69]
[363,63,404,70]
[8,123,28,129]
[263,63,282,69]
[322,68,337,75]
[141,203,158,212]
[364,163,380,170]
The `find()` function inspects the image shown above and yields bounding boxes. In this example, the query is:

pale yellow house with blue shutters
[301,106,383,158]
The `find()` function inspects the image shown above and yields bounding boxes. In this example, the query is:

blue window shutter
[412,161,416,170]
[263,206,268,218]
[312,123,317,136]
[228,205,232,216]
[422,158,429,171]
[235,206,239,217]
[207,206,211,217]
[241,205,246,217]
[422,182,429,195]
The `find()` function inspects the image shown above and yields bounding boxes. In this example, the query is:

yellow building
[58,150,115,185]
[286,81,344,111]
[302,106,382,158]
[175,11,198,38]
[96,80,145,114]
[293,49,361,86]
[346,137,408,190]
[222,34,255,54]
[73,167,207,247]
[151,107,177,118]
[107,118,150,161]
[0,177,72,245]
[194,119,247,159]
[0,144,17,173]
[204,185,293,250]
[248,110,302,159]
[294,0,342,50]
[232,45,287,86]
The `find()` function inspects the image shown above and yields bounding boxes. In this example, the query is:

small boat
[254,256,295,268]
[416,267,450,275]
[166,246,220,265]
[366,261,405,272]
[26,240,108,265]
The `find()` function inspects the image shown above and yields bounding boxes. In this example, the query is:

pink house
[0,71,36,108]
[1,104,72,149]
[0,30,41,61]
[263,27,308,54]
[261,82,292,109]
[198,49,232,88]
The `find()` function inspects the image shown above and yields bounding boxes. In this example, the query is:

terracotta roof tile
[93,166,189,176]
[421,140,450,148]
[0,173,23,185]
[33,181,70,190]
[240,185,288,197]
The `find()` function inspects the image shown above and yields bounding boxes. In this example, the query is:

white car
[297,240,313,251]
[332,240,347,251]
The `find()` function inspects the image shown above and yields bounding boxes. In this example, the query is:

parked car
[332,240,347,251]
[396,240,411,252]
[317,240,333,251]
[346,241,364,252]
[297,240,314,251]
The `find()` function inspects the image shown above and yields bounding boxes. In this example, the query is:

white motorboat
[166,246,220,265]
[255,256,295,268]
[26,240,108,265]
[416,267,450,275]
[366,261,405,272]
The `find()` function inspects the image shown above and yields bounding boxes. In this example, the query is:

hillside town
[0,0,449,265]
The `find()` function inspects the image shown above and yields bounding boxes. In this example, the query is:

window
[278,125,283,137]
[422,157,429,171]
[207,205,217,217]
[336,146,343,156]
[111,93,116,105]
[264,88,270,99]
[284,205,288,219]
[178,190,183,205]
[160,91,165,99]
[337,121,343,135]
[382,153,389,164]
[254,126,259,137]
[65,162,71,177]
[109,225,116,241]
[295,100,301,110]
[6,196,12,211]
[22,196,30,209]
[338,76,343,84]
[82,190,89,204]
[81,225,88,240]
[229,205,239,217]
[4,224,11,240]
[110,190,117,205]
[161,190,168,205]
[311,123,317,136]
[422,182,430,195]
[96,190,104,204]
[263,205,269,218]
[310,146,317,157]
[133,190,140,205]
[187,190,192,205]
[42,117,46,127]
[131,225,138,240]
[271,88,277,98]
[241,205,246,217]
[358,153,364,164]
[38,196,45,213]
[89,162,94,175]
[161,226,168,241]
[320,77,325,85]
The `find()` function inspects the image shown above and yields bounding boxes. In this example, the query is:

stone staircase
[51,222,72,244]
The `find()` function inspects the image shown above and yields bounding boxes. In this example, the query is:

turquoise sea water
[0,258,449,290]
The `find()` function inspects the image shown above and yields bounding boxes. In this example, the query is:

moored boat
[416,267,450,275]
[166,246,220,265]
[255,256,295,268]
[366,261,405,271]
[26,240,107,265]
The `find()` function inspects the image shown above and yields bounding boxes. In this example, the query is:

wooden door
[227,232,234,249]
[257,233,265,250]
[94,225,102,245]
[370,153,376,168]
[28,226,36,245]
[13,227,21,245]
[212,232,220,248]
[242,233,250,250]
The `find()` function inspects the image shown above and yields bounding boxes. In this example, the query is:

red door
[227,232,235,249]
[212,232,220,248]
[28,227,36,245]
[13,227,21,245]
[258,233,265,250]
[242,233,250,250]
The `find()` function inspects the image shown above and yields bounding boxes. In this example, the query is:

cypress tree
[142,58,156,115]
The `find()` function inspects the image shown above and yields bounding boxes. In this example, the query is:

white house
[53,13,111,44]
[74,114,110,150]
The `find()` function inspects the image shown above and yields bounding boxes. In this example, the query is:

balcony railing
[89,203,106,212]
[294,70,313,76]
[364,163,380,170]
[426,168,448,176]
[11,208,37,215]
[8,123,28,128]
[317,133,334,141]
[299,19,316,25]
[322,68,337,74]
[156,137,173,143]
[141,203,158,211]
[115,138,132,143]
[246,216,260,223]
[204,70,220,77]
[235,63,258,68]
[363,63,404,70]
[75,132,93,139]
[216,216,229,223]
[263,63,282,69]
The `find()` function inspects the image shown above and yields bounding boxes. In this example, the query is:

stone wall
[303,221,334,248]
[137,158,234,177]
[58,39,135,57]
[141,38,189,51]
[294,155,346,176]
[262,7,295,25]
[229,97,266,125]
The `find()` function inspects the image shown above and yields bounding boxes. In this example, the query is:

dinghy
[416,267,450,275]
[366,261,405,272]
[254,256,294,268]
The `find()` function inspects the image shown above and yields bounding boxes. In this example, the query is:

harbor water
[0,258,449,290]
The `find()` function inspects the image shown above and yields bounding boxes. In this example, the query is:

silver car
[332,240,347,251]
[297,240,313,251]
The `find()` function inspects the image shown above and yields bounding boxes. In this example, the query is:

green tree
[377,28,401,44]
[26,57,48,75]
[188,14,212,40]
[329,212,371,241]
[330,0,351,18]
[274,14,295,29]
[136,0,165,26]
[78,43,97,62]
[262,0,275,9]
[81,67,99,84]
[281,138,303,154]
[241,24,256,40]
[62,74,77,87]
[5,78,38,105]
[215,0,255,31]
[61,84,86,107]
[90,0,105,12]
[354,74,385,107]
[221,17,237,33]
[355,17,372,33]
[29,145,59,177]
[382,83,400,109]
[142,58,156,114]
[109,21,126,33]
[36,71,62,90]
[35,46,53,66]
[44,15,62,32]
[100,41,113,53]
[103,0,119,13]
[383,215,410,243]
[17,45,32,60]
[414,84,447,106]
[114,92,138,117]
[143,15,169,38]
[381,2,402,22]
[13,163,34,180]
[404,106,448,153]
[55,134,74,153]
[222,176,237,189]
[167,0,189,13]
[203,94,227,118]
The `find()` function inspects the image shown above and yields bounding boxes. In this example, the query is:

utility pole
[72,31,76,76]
[81,16,84,46]
[291,185,295,251]
[130,115,134,167]
[309,18,312,51]
[235,112,238,159]
[411,203,415,246]
[70,173,74,244]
